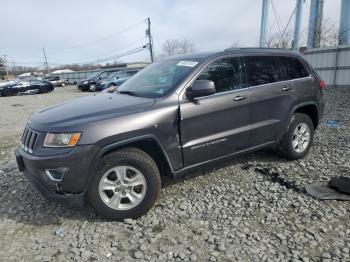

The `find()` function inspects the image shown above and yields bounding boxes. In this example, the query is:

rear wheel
[279,113,314,160]
[88,148,161,220]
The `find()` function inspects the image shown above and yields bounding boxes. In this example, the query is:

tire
[88,148,161,220]
[279,113,314,160]
[61,82,66,87]
[3,88,11,96]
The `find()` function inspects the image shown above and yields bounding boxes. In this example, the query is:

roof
[51,69,74,74]
[163,51,217,60]
[163,48,300,61]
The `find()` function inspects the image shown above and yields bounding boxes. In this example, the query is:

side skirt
[172,141,277,179]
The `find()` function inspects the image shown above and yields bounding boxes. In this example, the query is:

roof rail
[224,47,293,52]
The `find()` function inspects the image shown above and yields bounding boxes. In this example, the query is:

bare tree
[161,39,180,56]
[266,29,295,49]
[161,38,196,57]
[177,38,196,54]
[318,19,347,47]
[229,41,242,48]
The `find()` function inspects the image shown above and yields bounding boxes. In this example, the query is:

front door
[179,56,252,166]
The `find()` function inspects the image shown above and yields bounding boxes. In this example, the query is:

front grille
[20,127,39,154]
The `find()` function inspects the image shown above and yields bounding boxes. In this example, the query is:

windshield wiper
[118,90,139,97]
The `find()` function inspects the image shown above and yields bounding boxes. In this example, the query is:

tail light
[319,80,326,89]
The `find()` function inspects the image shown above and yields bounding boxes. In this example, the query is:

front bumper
[78,83,90,91]
[15,145,96,207]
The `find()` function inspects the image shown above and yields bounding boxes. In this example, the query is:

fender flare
[286,101,319,132]
[84,134,175,190]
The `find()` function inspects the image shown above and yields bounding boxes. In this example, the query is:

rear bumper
[15,145,96,207]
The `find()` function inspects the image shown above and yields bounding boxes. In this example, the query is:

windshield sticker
[177,61,198,67]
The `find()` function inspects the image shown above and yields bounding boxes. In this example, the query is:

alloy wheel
[292,123,311,153]
[98,166,147,210]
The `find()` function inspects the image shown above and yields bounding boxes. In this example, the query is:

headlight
[83,81,89,85]
[44,133,81,147]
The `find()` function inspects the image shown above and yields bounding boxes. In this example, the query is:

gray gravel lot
[0,86,349,261]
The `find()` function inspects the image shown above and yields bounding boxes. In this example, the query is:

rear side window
[244,56,283,86]
[278,56,309,80]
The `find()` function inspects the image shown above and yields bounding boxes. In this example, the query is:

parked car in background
[0,78,53,96]
[99,78,127,93]
[0,79,21,96]
[16,48,324,220]
[77,70,114,92]
[94,69,139,92]
[44,75,68,87]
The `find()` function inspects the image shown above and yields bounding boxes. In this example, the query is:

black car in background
[77,71,113,92]
[0,78,54,96]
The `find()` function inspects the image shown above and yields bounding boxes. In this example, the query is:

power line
[50,37,148,63]
[50,45,148,65]
[46,19,147,50]
[271,0,283,34]
[279,4,297,44]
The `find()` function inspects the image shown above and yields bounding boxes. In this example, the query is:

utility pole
[292,0,304,50]
[259,0,270,47]
[42,48,49,74]
[339,0,350,45]
[315,0,324,48]
[146,18,154,63]
[3,55,8,78]
[307,0,324,48]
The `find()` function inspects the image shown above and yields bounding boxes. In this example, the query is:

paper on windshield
[177,61,198,67]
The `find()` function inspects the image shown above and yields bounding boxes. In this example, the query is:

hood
[0,81,18,88]
[29,93,155,131]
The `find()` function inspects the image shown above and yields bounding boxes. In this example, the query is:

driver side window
[197,57,242,93]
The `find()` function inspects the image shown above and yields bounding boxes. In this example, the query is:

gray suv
[15,48,325,220]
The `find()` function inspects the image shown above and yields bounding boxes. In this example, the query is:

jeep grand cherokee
[16,48,325,220]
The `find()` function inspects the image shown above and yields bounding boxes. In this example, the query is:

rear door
[179,55,252,166]
[243,55,295,146]
[278,55,314,103]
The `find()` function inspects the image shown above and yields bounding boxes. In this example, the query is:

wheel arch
[292,102,319,129]
[85,135,175,190]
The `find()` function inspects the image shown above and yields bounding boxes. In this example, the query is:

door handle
[282,86,292,91]
[233,96,246,101]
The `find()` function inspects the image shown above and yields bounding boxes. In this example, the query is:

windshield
[118,59,202,98]
[87,71,102,80]
[107,71,121,79]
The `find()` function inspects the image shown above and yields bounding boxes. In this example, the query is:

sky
[0,0,342,69]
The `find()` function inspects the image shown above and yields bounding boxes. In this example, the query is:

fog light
[45,168,67,182]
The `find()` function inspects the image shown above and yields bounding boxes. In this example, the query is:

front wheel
[88,148,161,220]
[279,113,314,160]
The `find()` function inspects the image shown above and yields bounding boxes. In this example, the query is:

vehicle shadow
[0,149,285,226]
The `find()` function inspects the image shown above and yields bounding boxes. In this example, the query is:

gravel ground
[0,86,349,261]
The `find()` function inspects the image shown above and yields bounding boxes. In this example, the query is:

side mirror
[187,80,216,100]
